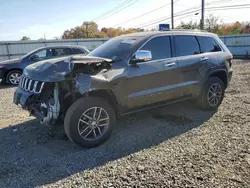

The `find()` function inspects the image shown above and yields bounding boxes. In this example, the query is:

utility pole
[171,0,174,29]
[201,0,205,30]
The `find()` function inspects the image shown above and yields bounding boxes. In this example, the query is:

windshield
[88,38,139,60]
[21,49,39,59]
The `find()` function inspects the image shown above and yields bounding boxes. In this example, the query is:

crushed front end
[13,55,113,125]
[14,76,61,124]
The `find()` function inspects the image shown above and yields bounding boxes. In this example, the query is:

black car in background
[0,45,89,85]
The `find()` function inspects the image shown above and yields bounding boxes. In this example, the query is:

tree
[21,36,30,41]
[205,14,221,34]
[62,21,99,39]
[177,21,199,29]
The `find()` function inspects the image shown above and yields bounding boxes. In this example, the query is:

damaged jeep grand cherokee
[14,31,233,148]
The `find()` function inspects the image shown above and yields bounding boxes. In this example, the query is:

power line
[143,5,250,29]
[95,0,140,22]
[111,2,174,27]
[92,0,134,21]
[135,3,250,28]
[139,9,200,28]
[134,3,201,28]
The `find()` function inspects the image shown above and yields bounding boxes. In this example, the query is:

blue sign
[159,24,170,31]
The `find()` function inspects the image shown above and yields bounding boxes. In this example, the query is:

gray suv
[14,30,233,148]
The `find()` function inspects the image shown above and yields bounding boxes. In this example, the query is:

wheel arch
[208,69,228,88]
[84,89,119,115]
[5,68,23,77]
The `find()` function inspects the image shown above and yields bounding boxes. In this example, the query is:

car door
[174,35,205,96]
[196,35,223,91]
[126,35,179,109]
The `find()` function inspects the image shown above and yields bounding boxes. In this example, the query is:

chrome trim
[33,81,38,93]
[18,76,44,94]
[133,50,152,62]
[24,78,28,90]
[165,62,176,67]
[38,82,45,93]
[28,79,32,91]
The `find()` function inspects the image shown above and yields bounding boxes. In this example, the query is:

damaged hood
[23,55,112,82]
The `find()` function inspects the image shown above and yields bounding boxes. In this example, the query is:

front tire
[198,77,225,110]
[64,97,116,148]
[6,70,22,85]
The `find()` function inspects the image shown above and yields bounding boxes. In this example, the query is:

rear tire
[64,97,116,148]
[6,70,22,85]
[198,77,225,110]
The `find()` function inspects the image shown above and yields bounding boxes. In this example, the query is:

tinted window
[141,36,171,60]
[53,48,72,56]
[197,36,222,53]
[175,36,200,56]
[73,48,85,54]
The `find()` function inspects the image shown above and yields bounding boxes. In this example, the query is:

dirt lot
[0,60,249,188]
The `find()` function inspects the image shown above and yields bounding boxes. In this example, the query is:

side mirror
[29,54,39,61]
[130,50,152,65]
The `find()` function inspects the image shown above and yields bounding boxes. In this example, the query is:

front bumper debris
[13,87,33,106]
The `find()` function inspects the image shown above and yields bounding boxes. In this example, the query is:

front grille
[19,76,45,94]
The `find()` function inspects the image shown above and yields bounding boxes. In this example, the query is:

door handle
[201,57,209,61]
[165,62,176,67]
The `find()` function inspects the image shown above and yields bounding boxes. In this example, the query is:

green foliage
[62,21,144,39]
[177,14,250,36]
[21,36,30,41]
[177,21,199,29]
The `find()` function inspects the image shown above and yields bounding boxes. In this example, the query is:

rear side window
[174,36,200,56]
[141,36,171,60]
[73,48,86,54]
[197,36,222,53]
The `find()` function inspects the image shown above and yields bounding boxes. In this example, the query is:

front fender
[75,73,110,94]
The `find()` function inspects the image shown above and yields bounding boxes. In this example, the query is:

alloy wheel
[77,107,110,141]
[207,83,222,106]
[9,72,21,85]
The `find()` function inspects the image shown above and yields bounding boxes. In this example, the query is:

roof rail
[170,29,208,32]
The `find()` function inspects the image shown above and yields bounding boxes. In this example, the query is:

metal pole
[201,0,205,30]
[6,43,10,60]
[171,0,174,29]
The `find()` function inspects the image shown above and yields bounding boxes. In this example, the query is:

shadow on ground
[0,101,216,187]
[0,83,16,90]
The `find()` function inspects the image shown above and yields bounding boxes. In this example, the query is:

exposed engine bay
[14,56,113,125]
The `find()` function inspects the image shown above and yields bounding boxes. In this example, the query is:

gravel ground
[0,60,249,188]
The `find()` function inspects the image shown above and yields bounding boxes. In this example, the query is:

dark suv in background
[14,30,233,148]
[0,45,89,85]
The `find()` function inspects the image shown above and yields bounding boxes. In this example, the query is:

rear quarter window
[197,36,222,53]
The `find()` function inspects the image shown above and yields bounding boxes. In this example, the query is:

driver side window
[33,49,53,59]
[141,36,172,61]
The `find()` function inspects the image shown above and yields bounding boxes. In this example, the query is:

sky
[0,0,249,41]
